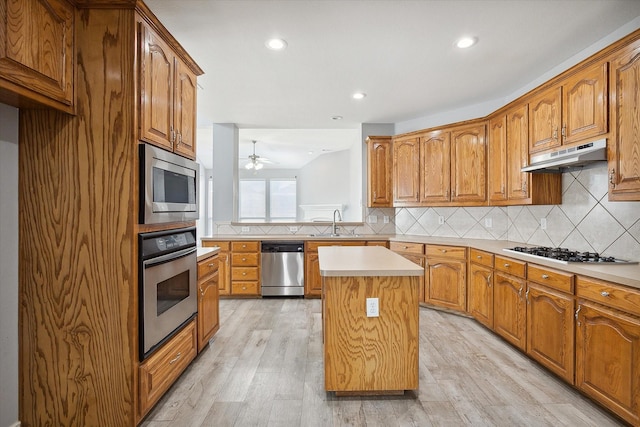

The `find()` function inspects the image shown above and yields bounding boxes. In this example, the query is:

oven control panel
[140,227,196,259]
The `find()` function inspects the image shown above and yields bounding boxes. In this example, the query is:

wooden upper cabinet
[393,136,420,205]
[139,19,200,159]
[140,23,174,152]
[488,114,507,203]
[450,123,486,204]
[608,39,640,201]
[173,60,198,159]
[0,0,74,112]
[528,86,562,154]
[420,130,451,203]
[366,136,393,207]
[562,62,608,144]
[506,104,530,201]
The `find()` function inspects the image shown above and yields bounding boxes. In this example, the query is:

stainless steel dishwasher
[261,241,304,296]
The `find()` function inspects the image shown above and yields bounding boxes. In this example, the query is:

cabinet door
[493,272,527,350]
[305,252,322,297]
[367,136,393,207]
[488,115,507,203]
[526,283,574,383]
[0,0,74,110]
[576,301,640,425]
[562,62,608,144]
[420,131,450,203]
[425,259,466,311]
[506,104,530,201]
[451,124,486,204]
[396,253,425,303]
[140,23,174,151]
[528,86,561,153]
[218,250,231,296]
[468,263,493,328]
[393,137,420,204]
[198,272,219,352]
[173,59,197,159]
[609,40,640,201]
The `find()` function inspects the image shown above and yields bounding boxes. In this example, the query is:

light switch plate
[540,218,547,230]
[438,216,445,225]
[366,298,379,317]
[289,226,298,233]
[484,218,492,228]
[383,216,390,224]
[241,226,250,233]
[367,215,378,224]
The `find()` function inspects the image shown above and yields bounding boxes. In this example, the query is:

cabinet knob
[208,263,215,267]
[242,286,247,290]
[601,291,610,297]
[242,272,247,276]
[441,249,447,253]
[242,257,247,261]
[609,168,615,187]
[476,255,482,259]
[504,263,510,268]
[541,274,549,279]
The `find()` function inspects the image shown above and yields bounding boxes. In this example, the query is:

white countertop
[197,246,220,262]
[318,246,425,277]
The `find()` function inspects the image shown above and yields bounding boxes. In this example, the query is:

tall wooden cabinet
[450,124,487,204]
[608,38,640,201]
[392,135,420,205]
[0,0,75,112]
[420,130,451,204]
[366,136,393,207]
[18,2,202,425]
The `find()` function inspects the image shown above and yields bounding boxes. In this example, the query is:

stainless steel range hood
[521,138,607,173]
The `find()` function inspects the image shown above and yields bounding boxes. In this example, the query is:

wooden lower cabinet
[197,253,219,352]
[139,320,197,418]
[305,240,365,297]
[468,262,493,328]
[202,241,231,296]
[493,271,527,351]
[230,241,260,297]
[390,241,425,302]
[424,245,466,311]
[526,283,575,383]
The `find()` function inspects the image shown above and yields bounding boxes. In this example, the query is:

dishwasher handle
[261,242,304,253]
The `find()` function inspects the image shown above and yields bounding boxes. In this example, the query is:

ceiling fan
[244,140,271,170]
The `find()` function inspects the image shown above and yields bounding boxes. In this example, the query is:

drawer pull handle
[504,263,510,268]
[242,258,247,261]
[601,291,610,297]
[242,272,247,276]
[441,249,447,253]
[208,263,215,267]
[403,246,408,249]
[242,286,247,290]
[169,352,182,365]
[575,305,582,325]
[477,255,482,259]
[541,274,549,279]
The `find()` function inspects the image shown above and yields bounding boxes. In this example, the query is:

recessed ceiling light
[331,115,343,120]
[352,92,367,100]
[265,38,287,50]
[456,36,477,49]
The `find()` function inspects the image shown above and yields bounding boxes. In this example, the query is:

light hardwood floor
[141,298,623,427]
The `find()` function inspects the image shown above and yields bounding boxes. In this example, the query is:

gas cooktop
[503,246,638,265]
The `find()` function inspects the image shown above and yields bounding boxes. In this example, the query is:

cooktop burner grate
[503,246,637,264]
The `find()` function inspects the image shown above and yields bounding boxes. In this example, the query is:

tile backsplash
[211,164,640,261]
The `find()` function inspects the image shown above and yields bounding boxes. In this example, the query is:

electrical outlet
[540,218,547,230]
[241,226,250,233]
[484,218,493,228]
[366,298,379,317]
[289,226,298,233]
[438,216,445,225]
[383,215,390,224]
[367,215,378,224]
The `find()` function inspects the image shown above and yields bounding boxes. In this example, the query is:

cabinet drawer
[306,240,366,252]
[426,245,466,260]
[197,255,219,279]
[139,320,197,416]
[577,276,640,316]
[231,241,260,252]
[231,252,259,266]
[494,255,526,278]
[203,241,230,251]
[389,241,424,254]
[231,267,259,281]
[232,281,260,295]
[470,249,494,267]
[528,264,574,293]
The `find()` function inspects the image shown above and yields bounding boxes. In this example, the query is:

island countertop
[318,246,424,277]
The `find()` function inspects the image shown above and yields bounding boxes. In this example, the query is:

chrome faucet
[332,209,342,236]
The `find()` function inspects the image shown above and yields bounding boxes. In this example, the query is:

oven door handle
[143,247,197,268]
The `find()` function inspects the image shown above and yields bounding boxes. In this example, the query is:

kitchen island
[318,246,424,395]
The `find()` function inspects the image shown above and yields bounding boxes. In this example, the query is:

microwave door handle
[143,247,197,268]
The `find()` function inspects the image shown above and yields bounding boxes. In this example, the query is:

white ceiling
[146,0,640,169]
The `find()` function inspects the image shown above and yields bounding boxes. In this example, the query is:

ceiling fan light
[255,162,263,170]
[245,162,254,169]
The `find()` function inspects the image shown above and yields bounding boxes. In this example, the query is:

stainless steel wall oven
[139,226,197,360]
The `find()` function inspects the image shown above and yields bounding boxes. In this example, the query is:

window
[239,178,296,222]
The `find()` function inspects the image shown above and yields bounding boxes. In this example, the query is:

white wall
[0,103,19,427]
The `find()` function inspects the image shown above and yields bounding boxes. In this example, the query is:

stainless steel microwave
[139,144,200,224]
